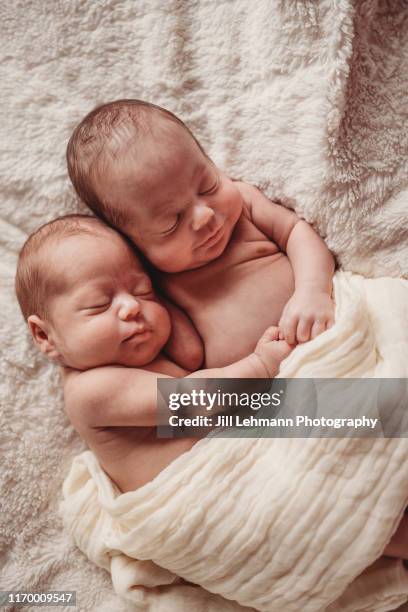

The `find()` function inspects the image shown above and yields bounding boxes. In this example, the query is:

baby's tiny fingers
[283,317,298,346]
[262,326,280,342]
[310,321,326,339]
[325,317,335,330]
[297,318,312,343]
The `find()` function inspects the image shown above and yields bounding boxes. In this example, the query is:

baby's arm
[161,297,204,370]
[236,182,335,344]
[66,327,293,428]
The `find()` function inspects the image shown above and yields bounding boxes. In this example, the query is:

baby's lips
[123,325,151,342]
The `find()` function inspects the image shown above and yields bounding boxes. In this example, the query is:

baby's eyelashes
[155,178,219,237]
[133,291,155,300]
[80,302,111,314]
[199,177,219,196]
[160,213,182,235]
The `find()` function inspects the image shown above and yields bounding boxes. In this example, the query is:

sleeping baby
[66,99,336,368]
[16,215,408,564]
[15,214,293,493]
[61,100,408,565]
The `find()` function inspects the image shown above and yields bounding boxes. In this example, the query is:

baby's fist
[279,290,335,344]
[254,326,294,377]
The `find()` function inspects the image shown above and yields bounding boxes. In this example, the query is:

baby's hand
[278,290,335,345]
[254,326,295,377]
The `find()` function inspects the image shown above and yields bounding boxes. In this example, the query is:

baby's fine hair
[15,214,113,321]
[66,99,206,226]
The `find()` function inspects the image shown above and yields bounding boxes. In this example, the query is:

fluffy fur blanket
[1,1,407,611]
[59,271,408,611]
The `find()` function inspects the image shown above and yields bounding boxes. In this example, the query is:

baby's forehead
[109,119,202,176]
[102,136,207,215]
[49,229,147,288]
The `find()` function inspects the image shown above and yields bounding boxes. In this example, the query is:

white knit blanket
[59,271,408,612]
[2,1,408,610]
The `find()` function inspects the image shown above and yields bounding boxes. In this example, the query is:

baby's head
[67,99,243,272]
[15,214,171,371]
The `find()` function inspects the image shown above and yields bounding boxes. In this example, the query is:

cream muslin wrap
[59,271,408,611]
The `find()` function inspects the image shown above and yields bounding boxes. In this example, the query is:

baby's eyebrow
[148,199,189,225]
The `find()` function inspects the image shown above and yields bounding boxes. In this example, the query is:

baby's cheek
[151,249,170,270]
[82,318,115,350]
[224,184,243,216]
[150,303,171,337]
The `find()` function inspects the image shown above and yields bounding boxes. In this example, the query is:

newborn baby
[15,215,293,493]
[67,99,336,368]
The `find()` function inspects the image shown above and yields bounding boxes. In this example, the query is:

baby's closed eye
[199,176,219,196]
[160,213,181,235]
[80,302,111,313]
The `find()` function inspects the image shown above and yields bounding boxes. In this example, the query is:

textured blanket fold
[60,271,408,611]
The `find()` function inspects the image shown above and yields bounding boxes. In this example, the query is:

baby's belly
[193,255,295,368]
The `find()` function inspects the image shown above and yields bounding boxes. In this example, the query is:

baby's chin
[119,335,167,368]
[120,348,162,368]
[189,240,229,270]
[60,342,164,371]
[175,229,232,272]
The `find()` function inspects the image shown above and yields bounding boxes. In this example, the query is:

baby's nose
[191,204,215,231]
[118,296,141,320]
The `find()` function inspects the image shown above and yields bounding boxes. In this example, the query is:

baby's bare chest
[160,230,295,368]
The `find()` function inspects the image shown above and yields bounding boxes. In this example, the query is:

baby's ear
[27,315,61,362]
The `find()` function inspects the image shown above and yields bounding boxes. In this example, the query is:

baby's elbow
[281,216,302,252]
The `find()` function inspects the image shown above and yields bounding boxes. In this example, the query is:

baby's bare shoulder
[64,365,127,400]
[233,180,262,205]
[233,180,277,221]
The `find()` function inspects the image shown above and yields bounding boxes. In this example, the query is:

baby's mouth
[123,327,152,343]
[195,226,224,250]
